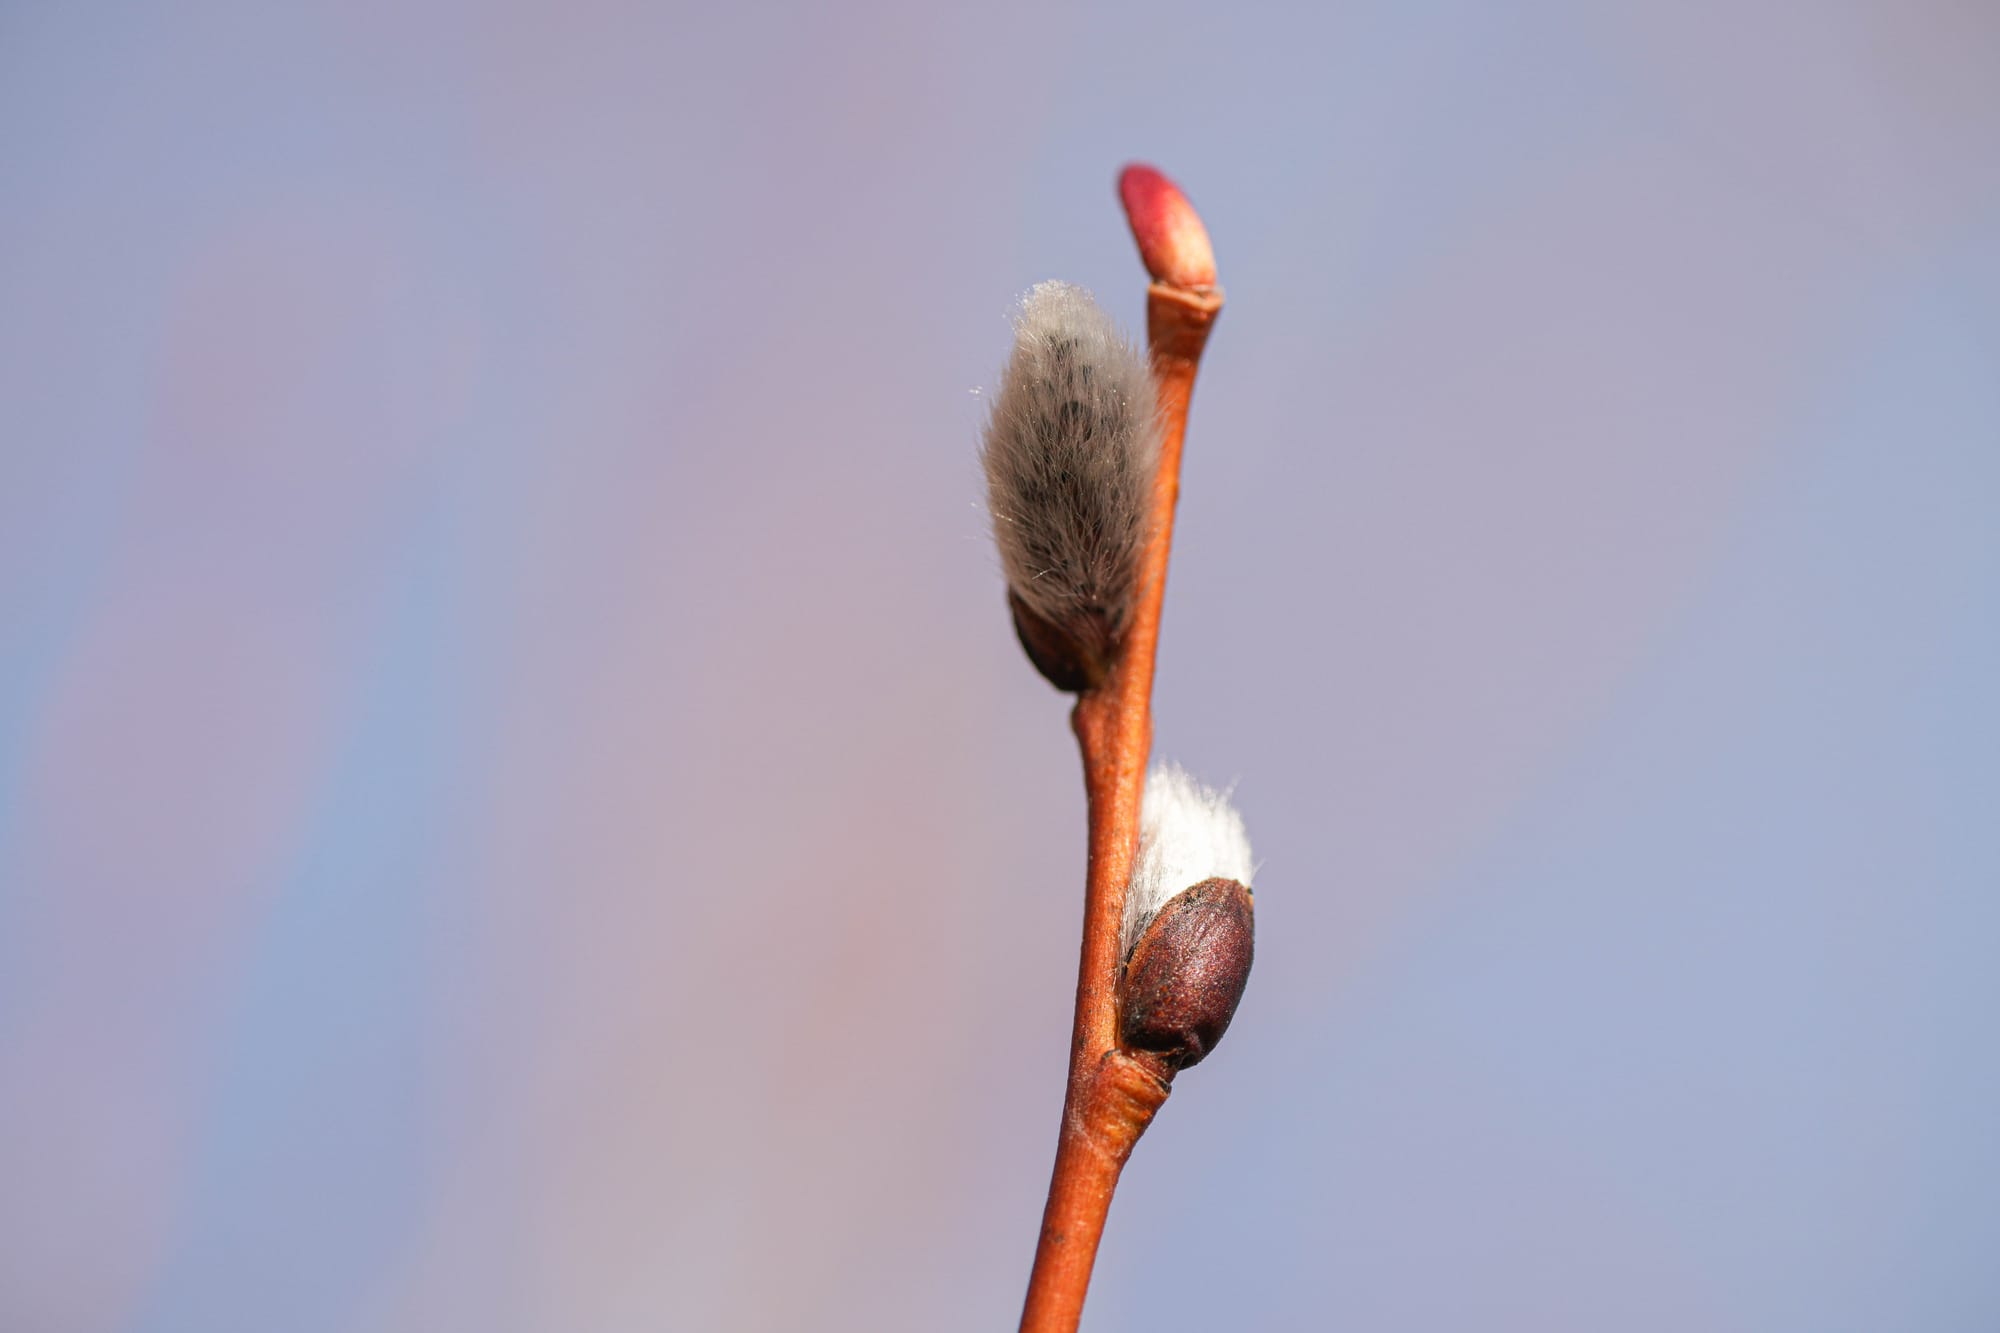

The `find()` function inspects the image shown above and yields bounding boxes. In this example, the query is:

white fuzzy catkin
[981,281,1160,642]
[1123,763,1255,956]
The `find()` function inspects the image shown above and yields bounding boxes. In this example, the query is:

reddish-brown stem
[1018,278,1223,1333]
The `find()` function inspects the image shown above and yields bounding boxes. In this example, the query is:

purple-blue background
[4,3,1998,1329]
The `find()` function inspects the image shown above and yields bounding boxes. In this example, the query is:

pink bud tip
[1118,163,1217,290]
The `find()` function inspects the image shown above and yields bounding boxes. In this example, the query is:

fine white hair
[981,280,1159,645]
[1123,763,1255,955]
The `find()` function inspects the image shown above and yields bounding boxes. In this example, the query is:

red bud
[1118,164,1218,291]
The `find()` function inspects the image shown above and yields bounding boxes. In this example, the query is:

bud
[1116,764,1258,1070]
[1119,877,1255,1069]
[982,281,1160,692]
[1117,164,1218,291]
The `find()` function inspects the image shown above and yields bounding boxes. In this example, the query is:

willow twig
[1016,166,1224,1333]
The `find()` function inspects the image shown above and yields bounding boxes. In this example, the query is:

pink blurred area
[3,2,1997,1331]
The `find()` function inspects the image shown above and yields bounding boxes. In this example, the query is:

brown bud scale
[1117,877,1254,1069]
[1008,589,1109,693]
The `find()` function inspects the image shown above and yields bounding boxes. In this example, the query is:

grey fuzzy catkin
[982,281,1160,660]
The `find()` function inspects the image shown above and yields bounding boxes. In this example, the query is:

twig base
[1018,1052,1173,1333]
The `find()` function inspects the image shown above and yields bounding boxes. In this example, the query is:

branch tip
[1117,163,1217,291]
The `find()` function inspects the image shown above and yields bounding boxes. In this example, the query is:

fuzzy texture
[1123,763,1255,957]
[982,281,1160,659]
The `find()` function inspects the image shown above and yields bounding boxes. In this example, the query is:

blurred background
[3,2,1998,1330]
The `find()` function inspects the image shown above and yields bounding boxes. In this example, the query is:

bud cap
[1119,877,1255,1069]
[1118,163,1218,290]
